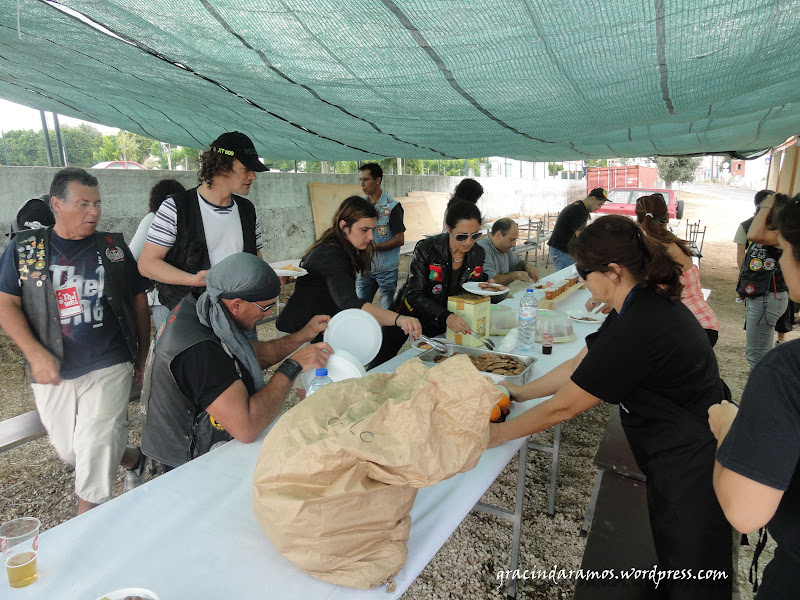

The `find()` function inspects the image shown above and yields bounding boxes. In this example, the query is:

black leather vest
[156,188,258,309]
[736,217,787,297]
[141,295,235,468]
[15,227,139,363]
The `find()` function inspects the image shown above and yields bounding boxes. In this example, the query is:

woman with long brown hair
[277,196,421,341]
[491,215,733,599]
[635,193,720,345]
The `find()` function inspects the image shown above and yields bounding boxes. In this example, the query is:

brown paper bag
[251,355,498,589]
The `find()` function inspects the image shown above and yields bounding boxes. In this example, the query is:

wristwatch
[276,358,303,382]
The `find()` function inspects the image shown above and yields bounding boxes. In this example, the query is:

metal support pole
[1,130,9,165]
[53,113,66,166]
[464,158,468,176]
[40,111,54,167]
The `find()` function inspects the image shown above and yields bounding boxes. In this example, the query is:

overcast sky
[0,99,119,135]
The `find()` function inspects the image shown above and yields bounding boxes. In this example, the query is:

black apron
[621,385,733,600]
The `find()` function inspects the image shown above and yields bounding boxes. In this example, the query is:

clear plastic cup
[1,517,40,588]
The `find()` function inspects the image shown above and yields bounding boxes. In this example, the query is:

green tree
[3,129,48,166]
[548,162,563,177]
[654,156,701,188]
[170,146,200,170]
[56,124,103,167]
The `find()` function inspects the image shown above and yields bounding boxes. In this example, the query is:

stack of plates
[299,309,381,389]
[300,348,367,390]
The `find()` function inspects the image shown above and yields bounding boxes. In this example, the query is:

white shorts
[31,362,133,504]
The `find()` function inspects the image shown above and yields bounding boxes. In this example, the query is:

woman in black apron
[490,215,732,599]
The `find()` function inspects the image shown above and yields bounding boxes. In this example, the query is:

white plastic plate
[462,281,508,296]
[323,308,382,365]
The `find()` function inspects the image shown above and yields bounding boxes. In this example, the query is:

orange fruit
[497,394,511,409]
[490,404,502,422]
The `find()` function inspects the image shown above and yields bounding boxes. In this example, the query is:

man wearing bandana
[356,163,406,309]
[141,253,331,470]
[0,168,150,514]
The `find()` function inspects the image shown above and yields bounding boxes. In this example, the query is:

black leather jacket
[395,233,487,331]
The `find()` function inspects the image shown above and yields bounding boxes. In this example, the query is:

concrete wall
[0,166,585,258]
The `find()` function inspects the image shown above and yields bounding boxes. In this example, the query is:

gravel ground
[0,185,792,598]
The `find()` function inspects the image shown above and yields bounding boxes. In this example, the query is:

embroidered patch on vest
[432,283,443,294]
[105,246,124,262]
[749,258,763,271]
[429,264,443,282]
[377,225,388,237]
[763,258,776,270]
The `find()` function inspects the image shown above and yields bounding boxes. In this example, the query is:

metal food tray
[415,343,536,385]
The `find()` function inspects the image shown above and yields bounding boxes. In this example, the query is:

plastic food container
[534,309,575,343]
[415,344,536,385]
[489,305,516,335]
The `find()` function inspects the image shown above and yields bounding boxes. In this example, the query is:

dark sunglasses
[577,263,612,280]
[454,232,483,242]
[249,300,276,313]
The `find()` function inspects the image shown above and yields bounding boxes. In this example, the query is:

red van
[594,188,684,220]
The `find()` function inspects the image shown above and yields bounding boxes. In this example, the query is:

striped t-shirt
[146,191,263,266]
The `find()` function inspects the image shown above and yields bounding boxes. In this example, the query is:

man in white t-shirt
[138,132,267,314]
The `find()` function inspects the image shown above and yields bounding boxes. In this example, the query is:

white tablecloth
[12,267,595,600]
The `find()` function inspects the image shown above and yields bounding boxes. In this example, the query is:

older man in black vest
[0,168,151,515]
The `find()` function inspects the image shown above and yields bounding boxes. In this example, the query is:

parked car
[91,161,146,169]
[594,188,684,220]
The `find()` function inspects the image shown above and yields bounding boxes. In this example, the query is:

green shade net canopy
[1,0,799,160]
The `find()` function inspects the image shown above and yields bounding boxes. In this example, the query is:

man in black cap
[138,132,269,315]
[547,188,608,270]
[141,253,332,469]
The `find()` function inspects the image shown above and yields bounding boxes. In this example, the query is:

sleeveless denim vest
[369,192,400,273]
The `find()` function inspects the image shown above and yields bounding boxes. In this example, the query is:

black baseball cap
[209,132,268,172]
[588,188,609,201]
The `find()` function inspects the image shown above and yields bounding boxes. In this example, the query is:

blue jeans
[745,291,789,369]
[356,269,399,310]
[549,246,575,271]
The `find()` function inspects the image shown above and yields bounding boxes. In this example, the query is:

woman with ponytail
[490,215,734,599]
[636,194,720,346]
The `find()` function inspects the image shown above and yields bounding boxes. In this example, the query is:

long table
[10,267,596,600]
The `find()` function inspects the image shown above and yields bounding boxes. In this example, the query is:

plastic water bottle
[517,289,538,353]
[306,368,333,396]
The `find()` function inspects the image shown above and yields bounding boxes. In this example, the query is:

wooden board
[776,146,800,196]
[308,183,448,242]
[537,281,584,310]
[308,182,363,238]
[405,191,449,231]
[400,198,438,242]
